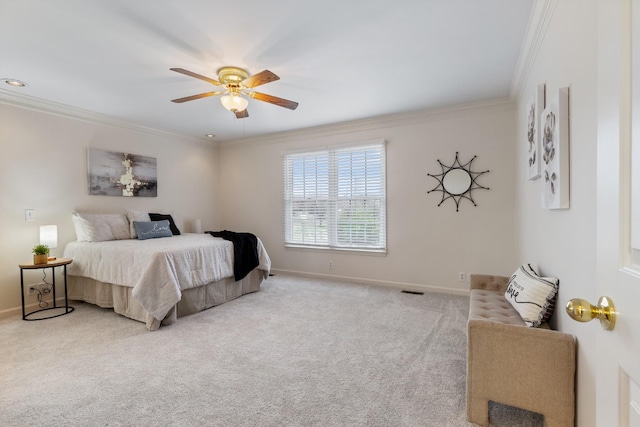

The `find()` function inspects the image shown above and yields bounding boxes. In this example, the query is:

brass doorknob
[565,296,616,331]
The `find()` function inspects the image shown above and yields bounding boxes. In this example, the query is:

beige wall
[218,101,517,292]
[514,1,598,426]
[0,96,517,311]
[0,103,220,315]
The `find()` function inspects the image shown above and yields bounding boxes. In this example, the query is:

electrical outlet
[27,282,49,296]
[458,272,466,282]
[329,261,334,270]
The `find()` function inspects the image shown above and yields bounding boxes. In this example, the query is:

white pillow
[71,212,88,241]
[126,208,151,238]
[504,264,559,327]
[73,212,131,242]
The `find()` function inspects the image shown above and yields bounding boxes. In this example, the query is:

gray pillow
[73,212,130,242]
[126,208,151,238]
[133,220,173,240]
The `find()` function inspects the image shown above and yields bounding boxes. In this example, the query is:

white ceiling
[0,0,533,143]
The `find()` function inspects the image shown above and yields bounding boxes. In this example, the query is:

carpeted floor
[0,274,543,426]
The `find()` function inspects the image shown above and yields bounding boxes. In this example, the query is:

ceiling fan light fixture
[220,94,248,112]
[170,66,297,118]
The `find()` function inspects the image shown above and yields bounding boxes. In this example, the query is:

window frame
[283,140,387,253]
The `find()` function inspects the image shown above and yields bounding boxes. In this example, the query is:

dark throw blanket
[206,230,260,281]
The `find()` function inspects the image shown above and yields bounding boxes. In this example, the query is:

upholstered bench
[466,273,576,427]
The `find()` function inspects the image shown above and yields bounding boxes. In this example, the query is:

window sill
[284,244,387,256]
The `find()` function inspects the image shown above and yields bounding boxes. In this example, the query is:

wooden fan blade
[171,91,223,103]
[242,70,280,89]
[170,68,222,86]
[248,92,298,110]
[235,109,249,119]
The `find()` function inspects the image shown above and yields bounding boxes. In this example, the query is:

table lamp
[39,225,57,260]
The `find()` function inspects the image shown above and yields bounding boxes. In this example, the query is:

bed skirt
[67,269,265,330]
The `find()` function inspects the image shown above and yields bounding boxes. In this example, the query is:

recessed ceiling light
[2,78,27,87]
[205,134,215,138]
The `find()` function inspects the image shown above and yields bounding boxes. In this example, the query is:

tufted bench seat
[466,274,576,427]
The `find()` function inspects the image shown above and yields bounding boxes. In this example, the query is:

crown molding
[218,97,515,148]
[0,80,516,150]
[510,0,558,104]
[0,88,210,145]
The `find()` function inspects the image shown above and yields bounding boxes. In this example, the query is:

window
[283,141,386,252]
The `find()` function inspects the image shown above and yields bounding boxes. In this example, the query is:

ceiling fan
[170,67,299,119]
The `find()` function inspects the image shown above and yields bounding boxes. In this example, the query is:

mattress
[63,233,271,329]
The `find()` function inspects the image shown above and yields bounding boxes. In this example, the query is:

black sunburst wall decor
[427,152,490,212]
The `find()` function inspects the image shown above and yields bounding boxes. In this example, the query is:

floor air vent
[401,290,424,295]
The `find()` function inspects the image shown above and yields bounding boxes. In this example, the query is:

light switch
[25,209,35,221]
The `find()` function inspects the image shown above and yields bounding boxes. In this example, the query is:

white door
[595,1,640,426]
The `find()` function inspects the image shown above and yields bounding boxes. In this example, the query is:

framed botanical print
[541,87,570,209]
[527,84,545,180]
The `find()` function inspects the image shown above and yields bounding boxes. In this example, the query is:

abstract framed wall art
[87,148,157,197]
[541,87,570,209]
[526,83,545,180]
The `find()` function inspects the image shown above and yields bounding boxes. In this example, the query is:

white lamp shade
[40,225,58,249]
[220,94,248,112]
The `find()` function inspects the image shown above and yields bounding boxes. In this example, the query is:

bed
[63,232,271,330]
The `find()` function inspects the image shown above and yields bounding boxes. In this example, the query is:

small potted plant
[32,244,49,265]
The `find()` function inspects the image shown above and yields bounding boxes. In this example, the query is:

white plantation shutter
[284,141,386,252]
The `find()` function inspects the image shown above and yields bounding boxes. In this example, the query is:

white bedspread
[63,233,271,320]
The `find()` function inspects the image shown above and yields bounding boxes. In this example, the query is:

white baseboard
[0,272,471,319]
[269,269,470,296]
[0,298,72,319]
